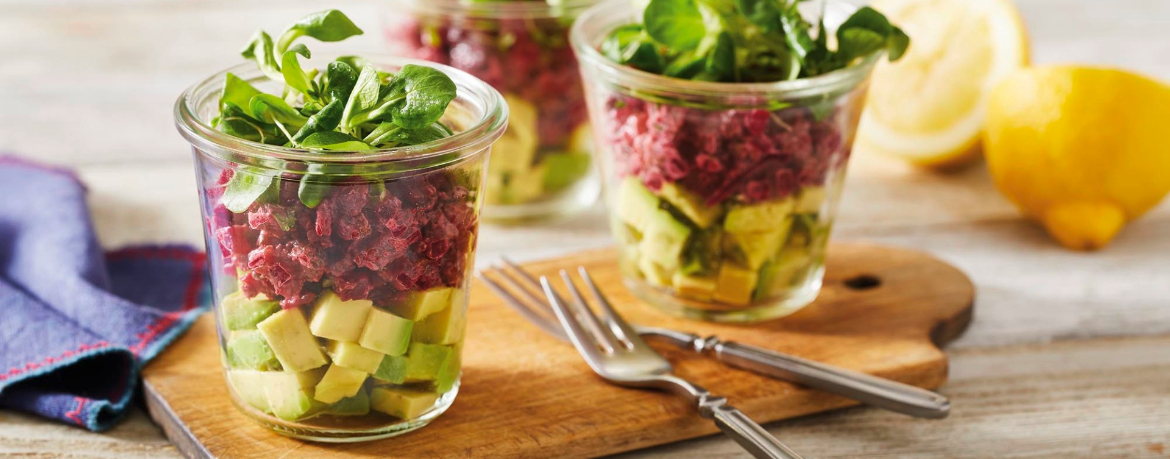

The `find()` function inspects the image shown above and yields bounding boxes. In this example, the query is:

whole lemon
[984,66,1170,250]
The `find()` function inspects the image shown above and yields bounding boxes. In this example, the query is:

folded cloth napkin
[0,156,210,431]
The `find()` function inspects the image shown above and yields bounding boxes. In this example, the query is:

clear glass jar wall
[176,58,506,441]
[572,0,877,322]
[384,0,602,222]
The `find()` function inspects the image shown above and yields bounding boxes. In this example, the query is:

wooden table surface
[1,0,1168,457]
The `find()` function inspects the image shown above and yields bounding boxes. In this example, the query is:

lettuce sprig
[210,10,461,211]
[213,10,457,151]
[603,0,909,82]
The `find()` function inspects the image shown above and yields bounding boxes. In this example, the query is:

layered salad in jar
[386,0,599,219]
[181,10,505,438]
[574,0,909,320]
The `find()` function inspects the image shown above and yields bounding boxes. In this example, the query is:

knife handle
[707,338,951,419]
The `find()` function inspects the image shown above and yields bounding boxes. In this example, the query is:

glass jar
[572,0,877,322]
[384,0,602,223]
[175,58,507,441]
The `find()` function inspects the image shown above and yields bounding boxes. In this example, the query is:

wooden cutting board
[142,243,974,459]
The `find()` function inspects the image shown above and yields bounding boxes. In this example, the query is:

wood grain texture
[141,244,973,459]
[616,335,1170,459]
[8,335,1169,459]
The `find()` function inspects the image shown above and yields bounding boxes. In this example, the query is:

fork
[478,259,950,419]
[542,267,804,459]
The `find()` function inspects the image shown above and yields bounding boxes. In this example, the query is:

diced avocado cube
[541,152,592,192]
[256,309,328,373]
[488,94,539,174]
[486,166,546,205]
[290,366,329,389]
[221,291,279,331]
[638,255,673,287]
[372,354,409,384]
[672,272,718,301]
[616,177,661,232]
[724,198,796,233]
[387,288,454,322]
[226,330,278,370]
[411,290,467,345]
[713,263,759,306]
[728,218,792,269]
[639,208,692,270]
[756,248,814,300]
[359,309,413,356]
[309,290,373,342]
[796,186,827,213]
[370,387,440,420]
[325,341,385,374]
[435,350,461,393]
[404,343,453,382]
[264,371,317,422]
[326,390,370,416]
[797,213,831,249]
[227,370,273,413]
[568,121,593,154]
[613,218,642,246]
[658,182,722,228]
[619,240,642,276]
[228,368,326,417]
[314,365,368,404]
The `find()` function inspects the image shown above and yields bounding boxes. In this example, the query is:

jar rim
[397,0,605,18]
[570,0,881,100]
[174,56,508,166]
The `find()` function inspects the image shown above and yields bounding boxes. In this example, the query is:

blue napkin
[0,156,210,431]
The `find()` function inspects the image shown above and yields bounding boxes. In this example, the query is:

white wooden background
[1,0,1168,457]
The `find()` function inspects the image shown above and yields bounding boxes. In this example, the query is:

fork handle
[705,398,804,459]
[709,339,950,419]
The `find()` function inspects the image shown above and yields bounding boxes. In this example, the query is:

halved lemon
[856,0,1029,169]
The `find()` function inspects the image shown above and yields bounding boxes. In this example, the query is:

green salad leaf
[301,131,370,150]
[292,99,344,142]
[380,64,458,129]
[221,73,263,110]
[297,176,332,208]
[221,169,277,213]
[249,94,308,128]
[323,61,358,102]
[340,64,384,130]
[643,0,707,50]
[275,9,364,54]
[602,24,666,73]
[281,44,315,98]
[216,102,286,145]
[737,0,782,33]
[241,31,282,82]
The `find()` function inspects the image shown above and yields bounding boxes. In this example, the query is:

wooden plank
[141,244,973,459]
[6,335,1169,459]
[0,409,179,459]
[613,335,1170,458]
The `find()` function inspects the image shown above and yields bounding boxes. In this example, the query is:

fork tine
[501,257,568,312]
[492,264,558,322]
[577,266,642,346]
[476,270,568,340]
[542,276,607,365]
[559,270,623,353]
